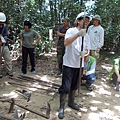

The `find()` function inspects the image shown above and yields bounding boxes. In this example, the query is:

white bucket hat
[76,12,92,21]
[0,12,6,22]
[84,50,90,57]
[92,15,101,23]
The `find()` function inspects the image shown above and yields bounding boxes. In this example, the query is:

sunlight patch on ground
[90,100,102,104]
[101,78,107,82]
[88,112,120,120]
[115,94,120,97]
[77,112,82,117]
[55,108,72,116]
[97,88,111,96]
[32,84,47,89]
[65,108,72,112]
[88,113,100,120]
[86,91,97,97]
[101,81,111,89]
[90,106,98,111]
[40,75,50,82]
[102,109,114,116]
[35,74,41,78]
[28,87,38,91]
[48,92,56,95]
[101,64,112,72]
[3,91,18,98]
[104,102,110,106]
[114,106,120,112]
[80,107,88,112]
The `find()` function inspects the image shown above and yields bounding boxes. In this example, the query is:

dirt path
[0,52,120,120]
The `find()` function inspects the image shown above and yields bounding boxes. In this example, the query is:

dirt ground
[0,50,120,120]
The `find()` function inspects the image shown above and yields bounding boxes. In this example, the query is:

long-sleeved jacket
[87,25,104,50]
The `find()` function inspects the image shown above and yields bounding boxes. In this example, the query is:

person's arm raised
[64,29,86,46]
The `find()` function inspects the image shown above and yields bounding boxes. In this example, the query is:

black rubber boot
[58,94,66,119]
[0,74,2,78]
[57,63,62,75]
[0,71,2,78]
[68,90,79,110]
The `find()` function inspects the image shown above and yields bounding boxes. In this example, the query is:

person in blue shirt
[0,12,13,78]
[81,53,96,91]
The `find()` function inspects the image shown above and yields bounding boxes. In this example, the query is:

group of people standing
[56,12,104,119]
[0,11,119,120]
[56,11,120,119]
[0,12,13,78]
[0,12,41,78]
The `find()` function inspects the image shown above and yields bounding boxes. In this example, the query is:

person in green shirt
[20,20,41,75]
[109,58,120,91]
[81,54,96,91]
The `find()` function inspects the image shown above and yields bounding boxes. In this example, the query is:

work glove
[0,35,6,43]
[96,48,100,53]
[77,29,86,37]
[80,51,86,58]
[83,70,87,75]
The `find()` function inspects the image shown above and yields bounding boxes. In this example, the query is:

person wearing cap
[108,57,120,91]
[20,20,41,75]
[0,12,13,78]
[58,12,91,119]
[56,18,70,76]
[81,53,96,91]
[87,15,104,60]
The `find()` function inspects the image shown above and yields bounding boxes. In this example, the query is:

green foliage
[0,0,120,55]
[48,0,82,25]
[0,0,53,56]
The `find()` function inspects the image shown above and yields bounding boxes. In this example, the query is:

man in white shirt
[58,12,91,119]
[87,15,104,59]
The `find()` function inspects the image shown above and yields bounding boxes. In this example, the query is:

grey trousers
[0,46,12,74]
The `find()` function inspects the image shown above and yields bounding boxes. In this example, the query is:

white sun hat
[0,12,6,22]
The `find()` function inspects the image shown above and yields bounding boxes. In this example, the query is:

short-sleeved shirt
[20,29,39,48]
[63,27,91,68]
[58,25,69,42]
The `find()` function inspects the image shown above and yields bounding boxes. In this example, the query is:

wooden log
[8,81,56,92]
[13,101,51,119]
[18,75,60,87]
[8,98,15,113]
[0,98,51,119]
[0,114,14,120]
[17,76,59,89]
